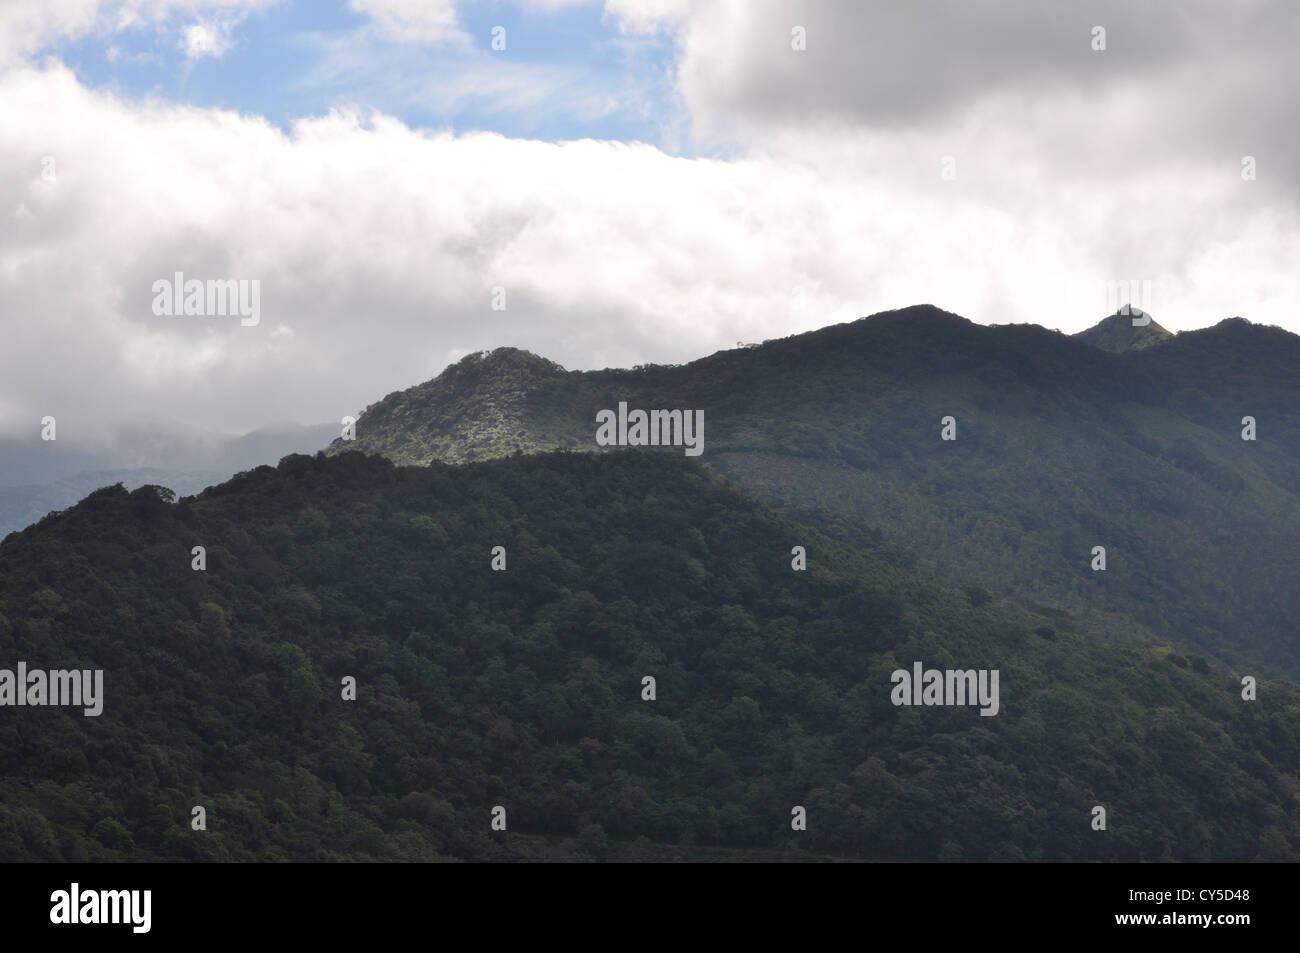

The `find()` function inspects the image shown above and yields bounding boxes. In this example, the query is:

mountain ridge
[324,306,1300,679]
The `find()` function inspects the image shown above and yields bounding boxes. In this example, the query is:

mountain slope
[323,306,1300,679]
[344,348,585,465]
[1073,309,1173,353]
[0,450,1296,861]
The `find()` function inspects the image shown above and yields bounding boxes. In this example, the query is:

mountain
[0,421,338,538]
[0,468,224,540]
[325,305,1300,679]
[216,423,345,473]
[337,348,584,464]
[1073,309,1173,353]
[0,450,1296,861]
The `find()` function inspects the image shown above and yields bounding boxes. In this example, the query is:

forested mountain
[326,306,1300,679]
[0,450,1296,861]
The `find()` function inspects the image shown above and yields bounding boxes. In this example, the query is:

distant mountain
[1,450,1296,861]
[326,305,1300,679]
[1074,309,1173,353]
[0,468,224,539]
[218,423,344,473]
[0,421,338,487]
[0,421,337,537]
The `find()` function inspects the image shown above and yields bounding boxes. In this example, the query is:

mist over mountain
[0,468,225,540]
[327,305,1300,679]
[0,421,338,538]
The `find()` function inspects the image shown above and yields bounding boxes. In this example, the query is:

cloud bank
[1,1,1297,438]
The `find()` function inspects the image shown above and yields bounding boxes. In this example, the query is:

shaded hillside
[0,450,1296,862]
[324,306,1300,679]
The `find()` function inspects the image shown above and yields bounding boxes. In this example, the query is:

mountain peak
[426,346,571,398]
[1073,309,1173,353]
[448,347,568,375]
[328,346,575,466]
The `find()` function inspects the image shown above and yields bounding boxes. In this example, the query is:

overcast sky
[2,0,1297,437]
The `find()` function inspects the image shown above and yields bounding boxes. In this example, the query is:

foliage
[0,449,1296,861]
[327,307,1300,679]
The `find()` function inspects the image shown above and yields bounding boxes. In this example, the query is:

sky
[1,0,1298,437]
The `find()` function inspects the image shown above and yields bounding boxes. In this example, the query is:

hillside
[1073,310,1173,353]
[340,348,583,465]
[0,450,1296,861]
[324,306,1300,680]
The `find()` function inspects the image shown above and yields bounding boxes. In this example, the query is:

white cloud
[603,0,691,35]
[181,19,236,59]
[0,0,274,66]
[2,3,1299,440]
[295,30,625,124]
[514,0,601,9]
[346,0,469,47]
[2,61,1298,442]
[0,0,101,63]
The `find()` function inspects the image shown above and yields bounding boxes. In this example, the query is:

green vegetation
[328,306,1300,678]
[0,450,1296,861]
[1072,311,1173,353]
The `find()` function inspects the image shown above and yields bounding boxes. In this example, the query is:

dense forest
[1,449,1296,861]
[327,306,1300,680]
